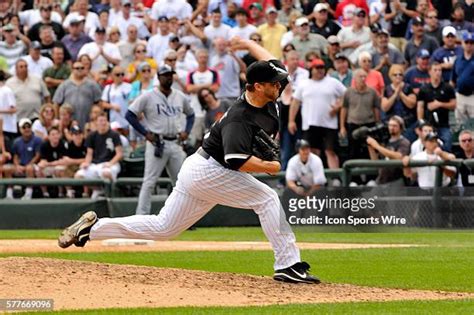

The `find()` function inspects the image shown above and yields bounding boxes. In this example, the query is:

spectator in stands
[451,3,474,36]
[242,33,261,66]
[147,16,173,64]
[381,64,417,142]
[310,3,341,38]
[337,8,371,61]
[101,66,132,132]
[78,27,122,72]
[322,36,342,72]
[385,0,417,52]
[75,113,123,199]
[291,17,328,59]
[367,115,411,187]
[286,139,326,197]
[6,59,51,121]
[404,17,439,66]
[35,126,68,197]
[402,132,456,188]
[43,46,71,97]
[410,120,433,157]
[278,0,300,26]
[280,12,301,49]
[369,0,391,31]
[372,29,405,85]
[3,118,42,200]
[404,49,431,94]
[63,0,100,35]
[53,61,102,128]
[0,70,17,153]
[229,7,257,45]
[186,49,220,147]
[456,130,474,187]
[431,26,463,83]
[257,7,287,59]
[59,104,76,142]
[61,16,93,61]
[84,104,103,138]
[349,22,383,66]
[128,62,156,101]
[452,32,474,126]
[205,9,231,50]
[0,23,28,71]
[331,53,353,87]
[77,54,97,80]
[198,87,232,131]
[27,3,65,43]
[417,62,456,152]
[404,0,430,40]
[165,49,190,92]
[290,58,346,169]
[150,0,192,28]
[32,103,58,140]
[458,0,474,23]
[334,0,369,27]
[117,0,150,41]
[340,69,381,160]
[248,2,265,26]
[210,37,245,102]
[21,41,53,78]
[119,25,146,68]
[107,27,122,45]
[61,125,87,198]
[354,52,385,96]
[423,8,442,45]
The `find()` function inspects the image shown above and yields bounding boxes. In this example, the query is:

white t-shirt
[293,76,347,130]
[108,8,123,27]
[286,153,327,188]
[412,151,455,188]
[19,9,62,28]
[410,138,424,157]
[280,31,295,48]
[78,42,122,72]
[21,55,53,78]
[0,85,17,133]
[204,24,232,53]
[63,12,100,34]
[147,32,173,64]
[287,66,309,93]
[101,82,132,128]
[151,0,193,20]
[337,26,371,57]
[229,24,257,40]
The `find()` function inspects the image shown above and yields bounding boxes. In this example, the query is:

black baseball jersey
[202,94,280,170]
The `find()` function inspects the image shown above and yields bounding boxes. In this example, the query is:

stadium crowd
[0,0,474,199]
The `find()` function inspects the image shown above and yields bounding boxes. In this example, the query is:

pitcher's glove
[252,129,280,162]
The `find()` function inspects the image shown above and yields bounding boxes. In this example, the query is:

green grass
[0,227,473,246]
[3,246,473,292]
[24,299,474,315]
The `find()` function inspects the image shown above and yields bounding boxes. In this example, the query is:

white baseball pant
[90,153,301,270]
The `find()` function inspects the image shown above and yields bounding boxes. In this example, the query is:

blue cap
[417,49,430,59]
[462,31,474,42]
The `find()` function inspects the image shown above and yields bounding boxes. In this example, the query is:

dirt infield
[0,257,472,311]
[0,239,424,254]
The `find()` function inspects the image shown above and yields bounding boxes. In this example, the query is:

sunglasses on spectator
[73,66,85,70]
[465,41,474,45]
[357,13,366,18]
[461,138,473,143]
[166,58,177,62]
[426,15,437,19]
[393,73,404,77]
[114,72,125,77]
[40,6,52,11]
[251,37,262,42]
[136,49,146,53]
[141,68,151,73]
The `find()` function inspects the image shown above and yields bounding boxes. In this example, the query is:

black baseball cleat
[58,211,98,248]
[273,261,321,284]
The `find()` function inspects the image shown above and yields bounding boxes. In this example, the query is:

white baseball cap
[442,26,456,37]
[295,17,309,27]
[19,118,32,128]
[313,3,329,13]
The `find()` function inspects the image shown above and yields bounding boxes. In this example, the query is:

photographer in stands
[366,116,411,187]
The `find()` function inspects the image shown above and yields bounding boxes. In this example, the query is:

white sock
[25,187,33,197]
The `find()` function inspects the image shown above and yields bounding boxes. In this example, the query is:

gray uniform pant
[90,153,301,270]
[135,140,186,215]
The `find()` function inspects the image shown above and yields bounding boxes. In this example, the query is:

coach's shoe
[273,261,321,284]
[58,211,98,249]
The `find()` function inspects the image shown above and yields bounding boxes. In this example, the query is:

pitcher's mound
[0,257,471,311]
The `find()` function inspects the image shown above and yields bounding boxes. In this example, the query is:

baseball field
[0,227,473,314]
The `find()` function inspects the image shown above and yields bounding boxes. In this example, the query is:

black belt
[162,135,178,141]
[197,147,210,159]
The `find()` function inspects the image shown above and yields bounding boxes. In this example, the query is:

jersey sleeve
[39,142,48,159]
[85,133,95,149]
[112,132,122,147]
[128,92,148,116]
[311,156,327,185]
[221,121,253,168]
